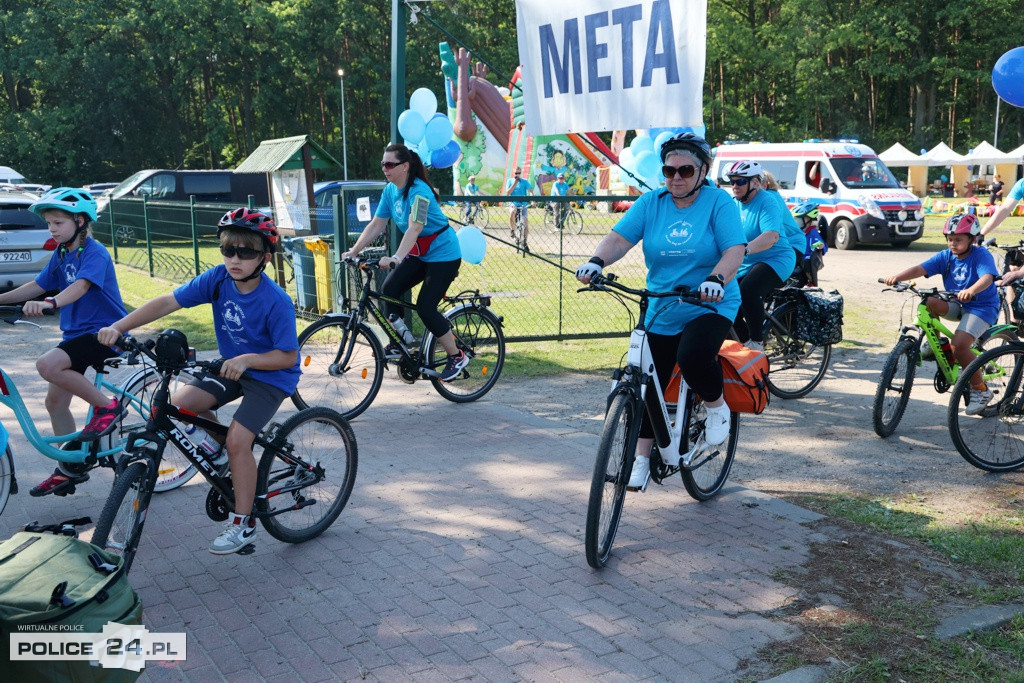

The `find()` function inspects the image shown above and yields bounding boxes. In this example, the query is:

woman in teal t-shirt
[343,143,467,381]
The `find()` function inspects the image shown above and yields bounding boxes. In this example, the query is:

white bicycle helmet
[726,160,763,179]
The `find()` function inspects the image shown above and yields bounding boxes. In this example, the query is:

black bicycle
[761,285,833,399]
[291,253,505,419]
[92,330,358,573]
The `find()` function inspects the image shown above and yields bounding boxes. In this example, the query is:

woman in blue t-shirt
[575,133,746,492]
[343,143,467,381]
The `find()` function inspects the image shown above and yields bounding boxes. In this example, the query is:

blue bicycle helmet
[29,187,98,222]
[791,201,820,221]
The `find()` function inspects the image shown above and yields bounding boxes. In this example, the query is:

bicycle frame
[0,364,151,465]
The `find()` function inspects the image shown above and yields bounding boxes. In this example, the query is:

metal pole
[390,0,407,145]
[994,97,1001,147]
[338,69,349,180]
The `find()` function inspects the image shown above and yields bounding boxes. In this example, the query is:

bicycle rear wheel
[474,206,490,229]
[0,446,12,518]
[292,316,384,420]
[543,206,558,233]
[680,398,738,501]
[947,345,1024,472]
[256,407,358,543]
[872,339,917,438]
[762,304,832,399]
[585,391,639,569]
[564,209,584,235]
[118,366,203,492]
[427,307,505,402]
[92,456,156,574]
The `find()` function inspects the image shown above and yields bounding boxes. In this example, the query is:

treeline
[1,0,1022,187]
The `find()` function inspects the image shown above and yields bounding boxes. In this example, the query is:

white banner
[516,0,706,135]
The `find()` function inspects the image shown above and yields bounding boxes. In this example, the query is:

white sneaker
[209,518,256,555]
[704,403,731,445]
[627,456,650,491]
[743,340,764,353]
[965,388,994,416]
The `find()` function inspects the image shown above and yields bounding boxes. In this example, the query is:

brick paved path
[1,320,821,681]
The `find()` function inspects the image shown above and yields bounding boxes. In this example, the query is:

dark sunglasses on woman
[729,176,752,186]
[662,164,696,179]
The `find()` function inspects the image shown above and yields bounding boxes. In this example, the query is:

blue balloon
[398,109,425,144]
[635,150,660,179]
[416,139,432,163]
[653,131,674,157]
[409,87,438,120]
[618,147,635,171]
[457,226,487,264]
[424,113,454,151]
[430,139,461,169]
[630,135,654,155]
[993,47,1024,108]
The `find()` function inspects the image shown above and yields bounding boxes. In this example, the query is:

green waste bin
[284,236,318,311]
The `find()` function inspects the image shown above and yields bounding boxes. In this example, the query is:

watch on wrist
[708,273,725,286]
[744,245,750,256]
[44,296,58,309]
[588,256,605,267]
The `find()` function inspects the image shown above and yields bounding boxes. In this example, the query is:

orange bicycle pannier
[663,340,770,414]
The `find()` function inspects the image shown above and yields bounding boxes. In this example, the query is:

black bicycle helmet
[659,132,712,167]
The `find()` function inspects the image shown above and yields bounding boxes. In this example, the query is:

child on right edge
[882,213,999,415]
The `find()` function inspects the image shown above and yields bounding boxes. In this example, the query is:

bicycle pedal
[238,543,256,556]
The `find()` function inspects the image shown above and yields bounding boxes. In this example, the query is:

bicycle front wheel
[947,344,1024,472]
[762,304,832,399]
[680,399,738,501]
[872,339,917,438]
[564,209,584,235]
[118,366,203,492]
[427,307,505,402]
[543,206,558,233]
[292,316,384,420]
[0,445,12,518]
[256,407,358,543]
[474,206,490,229]
[585,391,639,569]
[92,457,156,574]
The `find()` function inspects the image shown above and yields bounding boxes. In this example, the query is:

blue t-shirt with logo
[552,180,569,196]
[35,238,127,341]
[765,190,805,254]
[920,246,999,324]
[375,178,461,262]
[465,183,480,196]
[505,177,533,207]
[736,190,798,280]
[173,266,301,395]
[613,185,745,334]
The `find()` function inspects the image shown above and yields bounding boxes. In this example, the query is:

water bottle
[389,313,415,345]
[201,431,229,470]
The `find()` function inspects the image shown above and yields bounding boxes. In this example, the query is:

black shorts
[56,334,119,374]
[186,372,288,436]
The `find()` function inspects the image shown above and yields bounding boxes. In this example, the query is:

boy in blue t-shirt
[0,187,128,496]
[98,208,300,555]
[883,213,998,415]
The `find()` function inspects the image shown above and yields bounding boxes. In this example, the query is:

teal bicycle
[0,305,201,516]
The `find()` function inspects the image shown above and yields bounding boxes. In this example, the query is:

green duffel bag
[0,527,143,682]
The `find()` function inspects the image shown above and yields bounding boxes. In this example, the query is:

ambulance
[710,141,924,249]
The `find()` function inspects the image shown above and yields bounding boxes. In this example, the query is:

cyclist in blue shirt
[98,209,300,555]
[505,167,534,251]
[727,160,797,352]
[343,143,468,382]
[576,133,745,491]
[462,175,481,224]
[883,213,999,415]
[550,172,571,230]
[0,187,129,496]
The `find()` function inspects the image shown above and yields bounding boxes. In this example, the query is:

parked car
[0,189,55,292]
[310,180,385,235]
[18,183,52,195]
[84,182,118,195]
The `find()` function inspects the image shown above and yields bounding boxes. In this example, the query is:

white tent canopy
[1008,142,1024,161]
[963,141,1019,165]
[878,142,922,167]
[921,142,965,166]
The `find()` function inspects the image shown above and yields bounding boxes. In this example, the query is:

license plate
[0,251,31,262]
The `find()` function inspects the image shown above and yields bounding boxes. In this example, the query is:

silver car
[0,190,54,292]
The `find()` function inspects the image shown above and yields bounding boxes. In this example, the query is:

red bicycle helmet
[217,208,279,253]
[942,212,980,237]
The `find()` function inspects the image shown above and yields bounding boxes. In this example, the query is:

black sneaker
[440,350,470,381]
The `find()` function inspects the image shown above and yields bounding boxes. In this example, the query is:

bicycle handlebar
[877,279,961,300]
[117,334,252,380]
[580,272,715,310]
[0,304,58,319]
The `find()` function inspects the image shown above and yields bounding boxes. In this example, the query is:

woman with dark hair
[343,143,467,381]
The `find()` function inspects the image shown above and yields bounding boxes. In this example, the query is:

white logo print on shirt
[665,221,694,247]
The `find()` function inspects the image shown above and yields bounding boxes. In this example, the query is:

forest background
[2,0,1023,187]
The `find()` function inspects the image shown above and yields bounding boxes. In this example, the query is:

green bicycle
[872,282,1017,437]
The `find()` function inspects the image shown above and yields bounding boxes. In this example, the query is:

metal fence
[96,193,644,341]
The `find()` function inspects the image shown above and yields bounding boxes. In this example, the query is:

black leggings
[734,263,783,343]
[638,314,734,439]
[381,257,461,337]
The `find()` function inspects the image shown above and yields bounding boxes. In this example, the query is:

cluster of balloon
[617,125,707,190]
[457,226,487,264]
[993,47,1024,108]
[396,88,461,168]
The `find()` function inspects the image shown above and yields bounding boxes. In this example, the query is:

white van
[0,166,27,185]
[710,141,924,249]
